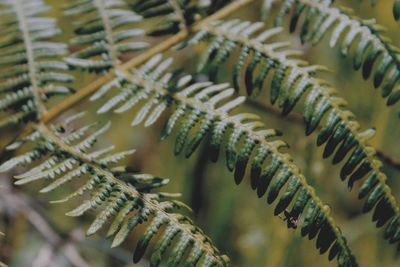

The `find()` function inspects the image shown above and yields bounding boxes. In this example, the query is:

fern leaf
[0,114,229,266]
[90,55,357,267]
[130,0,235,36]
[0,0,73,126]
[185,19,400,253]
[265,0,400,106]
[64,0,148,73]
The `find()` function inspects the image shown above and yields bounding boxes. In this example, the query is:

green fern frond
[64,0,149,73]
[90,54,358,267]
[129,0,234,36]
[184,19,400,252]
[130,0,190,35]
[264,0,400,106]
[0,113,229,266]
[0,0,74,126]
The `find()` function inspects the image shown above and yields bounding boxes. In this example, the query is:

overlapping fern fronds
[263,0,400,106]
[64,0,149,72]
[0,112,229,267]
[183,19,400,252]
[0,0,73,127]
[89,54,357,267]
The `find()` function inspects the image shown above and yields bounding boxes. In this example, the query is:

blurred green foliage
[1,0,400,266]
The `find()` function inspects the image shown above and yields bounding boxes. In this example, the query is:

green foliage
[90,54,357,267]
[183,18,400,251]
[263,0,400,106]
[64,0,148,72]
[0,113,229,267]
[130,0,233,36]
[0,0,73,126]
[1,0,400,266]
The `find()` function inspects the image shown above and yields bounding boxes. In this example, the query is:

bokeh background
[1,0,400,266]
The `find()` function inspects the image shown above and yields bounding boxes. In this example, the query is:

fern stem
[35,122,224,261]
[41,0,256,124]
[13,0,46,116]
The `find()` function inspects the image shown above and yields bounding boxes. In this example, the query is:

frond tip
[0,0,73,126]
[0,114,229,266]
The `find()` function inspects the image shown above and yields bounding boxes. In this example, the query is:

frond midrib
[120,68,355,261]
[93,0,120,68]
[35,122,223,262]
[14,0,46,114]
[200,20,400,219]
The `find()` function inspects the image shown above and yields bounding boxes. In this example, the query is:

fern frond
[264,0,400,106]
[0,114,229,266]
[0,0,73,126]
[130,0,189,35]
[64,0,149,73]
[130,0,234,36]
[90,55,358,267]
[183,19,400,252]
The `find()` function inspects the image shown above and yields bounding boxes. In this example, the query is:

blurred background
[1,0,400,266]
